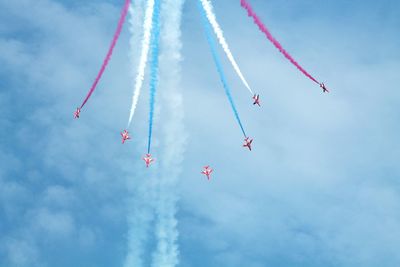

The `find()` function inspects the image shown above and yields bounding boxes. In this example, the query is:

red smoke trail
[79,0,130,109]
[240,0,320,85]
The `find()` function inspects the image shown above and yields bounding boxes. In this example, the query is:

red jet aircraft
[320,82,330,93]
[143,154,154,168]
[120,130,131,144]
[201,166,213,180]
[253,94,260,106]
[73,108,81,119]
[243,137,253,151]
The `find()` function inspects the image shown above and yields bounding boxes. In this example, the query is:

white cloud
[4,238,40,267]
[33,208,76,238]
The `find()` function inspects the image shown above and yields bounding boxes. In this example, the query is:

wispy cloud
[1,0,400,266]
[0,0,132,266]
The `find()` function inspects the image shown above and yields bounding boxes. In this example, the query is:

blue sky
[1,0,400,266]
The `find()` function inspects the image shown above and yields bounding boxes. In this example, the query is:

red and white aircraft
[201,166,213,180]
[243,137,253,151]
[73,108,81,119]
[120,130,131,144]
[143,154,154,168]
[320,82,330,93]
[253,94,261,106]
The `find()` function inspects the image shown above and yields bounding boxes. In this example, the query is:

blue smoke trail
[198,0,247,138]
[147,0,161,154]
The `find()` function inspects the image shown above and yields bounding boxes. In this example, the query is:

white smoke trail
[124,175,157,267]
[128,0,144,73]
[199,0,254,95]
[124,2,154,267]
[151,0,186,266]
[124,0,185,266]
[127,0,155,127]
